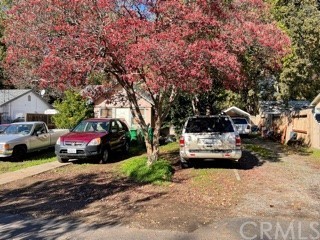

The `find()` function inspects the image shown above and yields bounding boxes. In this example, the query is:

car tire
[57,156,69,163]
[180,157,191,168]
[122,141,130,153]
[11,145,27,162]
[100,148,109,164]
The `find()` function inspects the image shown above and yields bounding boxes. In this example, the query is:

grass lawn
[0,151,57,174]
[0,142,179,176]
[119,142,178,184]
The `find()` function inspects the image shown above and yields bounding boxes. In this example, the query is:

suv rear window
[185,117,234,133]
[232,118,248,124]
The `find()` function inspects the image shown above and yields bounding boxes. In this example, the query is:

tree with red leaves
[3,0,290,164]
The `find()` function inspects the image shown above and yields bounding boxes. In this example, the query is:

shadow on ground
[189,150,260,170]
[66,143,147,165]
[0,148,56,163]
[185,136,293,170]
[0,171,167,239]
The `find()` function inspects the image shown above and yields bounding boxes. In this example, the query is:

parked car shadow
[188,136,290,170]
[25,148,56,160]
[190,150,260,170]
[71,143,147,165]
[0,148,56,162]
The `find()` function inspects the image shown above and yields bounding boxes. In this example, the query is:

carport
[223,106,251,120]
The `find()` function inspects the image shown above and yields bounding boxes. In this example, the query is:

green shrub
[52,90,93,129]
[120,156,173,184]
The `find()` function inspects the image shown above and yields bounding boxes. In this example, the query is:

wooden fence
[254,109,320,148]
[25,113,56,129]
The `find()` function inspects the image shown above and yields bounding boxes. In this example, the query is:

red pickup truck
[55,118,130,163]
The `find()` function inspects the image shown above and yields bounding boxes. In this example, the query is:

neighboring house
[92,86,154,130]
[252,100,310,129]
[0,89,52,123]
[249,99,320,148]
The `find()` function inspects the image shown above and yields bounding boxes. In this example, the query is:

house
[92,87,154,130]
[0,89,52,123]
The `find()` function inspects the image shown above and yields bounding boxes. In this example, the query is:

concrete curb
[0,161,70,185]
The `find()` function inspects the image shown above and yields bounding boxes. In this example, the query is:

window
[111,121,119,133]
[102,108,112,118]
[232,118,248,124]
[186,117,234,133]
[117,120,123,131]
[118,120,129,131]
[28,95,31,101]
[34,123,46,134]
[131,109,146,125]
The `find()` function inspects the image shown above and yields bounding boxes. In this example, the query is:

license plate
[203,139,214,144]
[200,138,222,146]
[67,148,77,154]
[199,138,215,144]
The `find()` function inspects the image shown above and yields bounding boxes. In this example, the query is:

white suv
[231,117,251,136]
[179,115,242,168]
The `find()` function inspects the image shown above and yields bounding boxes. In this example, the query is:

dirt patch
[0,138,320,232]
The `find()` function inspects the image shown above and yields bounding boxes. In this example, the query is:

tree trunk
[192,95,200,115]
[145,116,161,166]
[145,140,159,166]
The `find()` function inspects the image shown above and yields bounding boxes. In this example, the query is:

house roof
[86,84,154,106]
[0,89,51,108]
[223,106,251,118]
[259,100,310,114]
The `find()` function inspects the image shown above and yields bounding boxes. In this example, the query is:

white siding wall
[1,92,50,122]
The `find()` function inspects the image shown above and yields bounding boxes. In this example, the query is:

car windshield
[185,117,234,133]
[3,124,33,135]
[232,118,248,124]
[72,121,109,132]
[0,125,9,132]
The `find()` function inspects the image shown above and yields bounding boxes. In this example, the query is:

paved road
[1,212,319,240]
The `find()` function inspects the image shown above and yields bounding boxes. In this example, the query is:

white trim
[310,93,320,106]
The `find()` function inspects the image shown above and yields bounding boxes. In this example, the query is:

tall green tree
[52,90,93,129]
[269,0,320,101]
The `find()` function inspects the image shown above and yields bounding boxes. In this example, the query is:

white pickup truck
[0,121,69,161]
